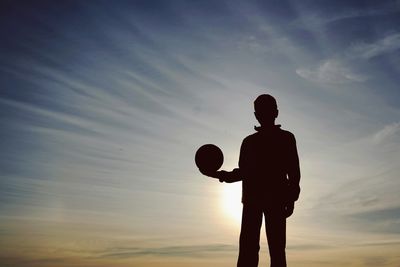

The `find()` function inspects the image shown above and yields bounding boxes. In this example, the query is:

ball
[195,144,224,173]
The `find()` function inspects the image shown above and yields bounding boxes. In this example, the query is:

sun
[221,183,242,223]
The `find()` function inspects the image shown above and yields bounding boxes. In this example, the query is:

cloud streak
[97,244,236,259]
[296,32,400,84]
[352,33,400,60]
[296,60,367,84]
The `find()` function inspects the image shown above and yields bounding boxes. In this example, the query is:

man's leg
[265,208,286,267]
[237,204,263,267]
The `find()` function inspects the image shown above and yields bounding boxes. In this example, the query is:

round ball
[195,144,224,173]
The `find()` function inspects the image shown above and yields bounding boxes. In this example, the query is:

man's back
[239,125,300,205]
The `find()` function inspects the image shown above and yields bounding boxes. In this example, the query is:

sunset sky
[1,1,400,266]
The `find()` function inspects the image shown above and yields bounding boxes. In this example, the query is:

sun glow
[221,183,242,223]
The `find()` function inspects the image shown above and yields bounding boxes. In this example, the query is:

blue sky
[1,1,400,266]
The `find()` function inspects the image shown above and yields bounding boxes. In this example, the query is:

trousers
[237,203,287,267]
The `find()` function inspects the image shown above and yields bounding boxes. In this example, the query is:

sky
[1,0,400,266]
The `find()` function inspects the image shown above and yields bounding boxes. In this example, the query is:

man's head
[254,94,278,126]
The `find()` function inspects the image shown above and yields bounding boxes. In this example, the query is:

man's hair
[254,94,277,112]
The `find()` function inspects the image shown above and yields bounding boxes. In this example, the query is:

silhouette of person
[201,94,300,267]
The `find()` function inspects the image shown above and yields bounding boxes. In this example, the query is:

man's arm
[219,137,249,183]
[199,168,242,182]
[200,139,247,183]
[218,168,242,183]
[287,133,301,202]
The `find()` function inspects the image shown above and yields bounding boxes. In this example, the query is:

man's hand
[216,170,230,183]
[199,168,242,183]
[285,202,294,218]
[199,169,231,183]
[288,184,301,202]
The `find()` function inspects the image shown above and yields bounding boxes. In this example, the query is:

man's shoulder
[278,129,297,146]
[242,127,296,146]
[279,128,296,139]
[242,132,258,143]
[244,132,258,139]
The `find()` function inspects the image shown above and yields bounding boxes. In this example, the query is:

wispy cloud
[352,33,400,60]
[296,33,400,84]
[373,122,400,143]
[362,256,390,267]
[287,243,333,250]
[349,207,400,234]
[97,244,236,258]
[296,5,399,31]
[296,59,367,84]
